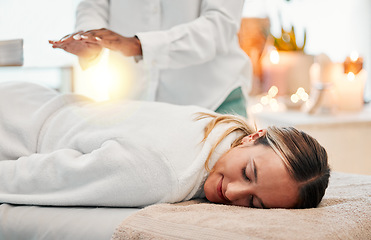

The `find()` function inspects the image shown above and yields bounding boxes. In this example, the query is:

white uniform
[75,0,252,110]
[0,82,237,207]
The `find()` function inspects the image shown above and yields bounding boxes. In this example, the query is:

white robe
[0,82,237,207]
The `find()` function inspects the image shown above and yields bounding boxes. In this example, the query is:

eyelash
[242,169,255,207]
[249,196,255,208]
[242,168,250,182]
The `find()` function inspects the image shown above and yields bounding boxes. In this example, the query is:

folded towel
[112,172,371,240]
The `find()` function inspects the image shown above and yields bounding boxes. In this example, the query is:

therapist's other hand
[77,28,142,57]
[49,31,102,61]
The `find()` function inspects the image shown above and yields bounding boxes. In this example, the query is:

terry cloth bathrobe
[0,82,237,207]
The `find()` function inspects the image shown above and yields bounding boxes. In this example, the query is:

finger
[60,34,73,42]
[73,34,82,40]
[79,32,94,41]
[51,43,63,48]
[50,41,60,47]
[51,41,71,49]
[80,35,101,42]
[80,33,102,43]
[51,44,62,49]
[60,31,84,42]
[81,32,102,41]
[83,29,111,39]
[49,40,62,44]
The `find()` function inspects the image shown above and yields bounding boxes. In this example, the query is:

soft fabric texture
[0,204,140,240]
[0,81,237,207]
[75,0,251,110]
[112,172,371,240]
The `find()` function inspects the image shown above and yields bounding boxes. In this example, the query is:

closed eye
[242,168,250,181]
[249,195,255,208]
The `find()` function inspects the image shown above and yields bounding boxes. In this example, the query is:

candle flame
[270,49,280,64]
[347,72,355,81]
[350,51,359,62]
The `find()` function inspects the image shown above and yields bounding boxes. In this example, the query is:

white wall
[243,0,371,100]
[0,0,79,67]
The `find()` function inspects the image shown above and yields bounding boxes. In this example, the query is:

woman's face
[204,130,299,209]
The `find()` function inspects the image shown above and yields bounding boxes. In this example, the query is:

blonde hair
[195,112,255,171]
[196,112,330,209]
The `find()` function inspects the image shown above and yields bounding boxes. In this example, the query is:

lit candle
[270,49,280,64]
[261,48,286,95]
[261,48,312,96]
[332,62,367,111]
[343,51,363,74]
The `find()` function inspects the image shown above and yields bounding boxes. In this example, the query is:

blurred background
[0,0,369,98]
[0,0,370,101]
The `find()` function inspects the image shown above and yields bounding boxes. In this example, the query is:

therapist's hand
[49,31,103,61]
[76,28,142,57]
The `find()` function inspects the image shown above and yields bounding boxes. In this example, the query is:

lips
[217,177,227,202]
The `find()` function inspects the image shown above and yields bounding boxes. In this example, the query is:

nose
[224,181,252,202]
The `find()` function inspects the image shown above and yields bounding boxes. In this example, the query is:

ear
[241,129,267,145]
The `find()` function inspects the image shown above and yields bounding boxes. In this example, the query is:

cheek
[204,172,215,192]
[204,172,218,202]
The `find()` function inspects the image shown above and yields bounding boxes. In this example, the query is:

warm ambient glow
[290,94,300,103]
[261,85,279,106]
[268,85,279,98]
[291,87,309,103]
[91,50,114,102]
[251,103,264,113]
[77,50,132,102]
[253,86,281,113]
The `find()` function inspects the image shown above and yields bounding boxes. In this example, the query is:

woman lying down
[0,82,330,209]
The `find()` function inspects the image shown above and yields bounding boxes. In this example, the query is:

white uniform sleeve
[74,0,109,69]
[136,0,245,69]
[0,139,174,207]
[75,0,110,31]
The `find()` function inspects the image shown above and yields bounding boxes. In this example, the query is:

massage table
[1,172,370,239]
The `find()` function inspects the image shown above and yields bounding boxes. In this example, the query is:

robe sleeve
[0,139,175,207]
